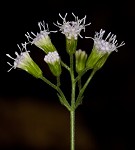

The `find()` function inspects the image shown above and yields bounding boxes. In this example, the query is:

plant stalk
[70,54,76,150]
[70,110,75,150]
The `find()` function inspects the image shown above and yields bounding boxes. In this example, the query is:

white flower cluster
[44,51,60,64]
[54,13,91,39]
[6,13,125,75]
[93,29,125,53]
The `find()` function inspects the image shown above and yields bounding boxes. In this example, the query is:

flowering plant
[6,13,125,150]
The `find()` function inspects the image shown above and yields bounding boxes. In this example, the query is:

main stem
[70,110,75,150]
[70,54,76,150]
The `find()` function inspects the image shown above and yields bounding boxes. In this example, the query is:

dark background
[0,1,135,150]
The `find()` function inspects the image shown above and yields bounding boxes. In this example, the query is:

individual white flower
[44,51,61,76]
[86,29,125,69]
[25,21,57,53]
[91,29,125,53]
[54,13,91,40]
[6,42,42,78]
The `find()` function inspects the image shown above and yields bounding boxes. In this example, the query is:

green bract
[66,38,77,54]
[47,62,62,77]
[86,46,108,69]
[93,52,110,70]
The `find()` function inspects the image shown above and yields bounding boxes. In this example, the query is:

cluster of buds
[6,13,125,78]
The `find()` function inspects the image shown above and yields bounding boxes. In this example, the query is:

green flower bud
[25,21,57,54]
[44,51,61,77]
[86,29,125,70]
[75,49,87,73]
[6,43,42,78]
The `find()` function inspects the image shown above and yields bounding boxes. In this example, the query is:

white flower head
[86,29,125,69]
[6,42,42,78]
[92,29,125,53]
[44,51,60,64]
[25,21,57,53]
[54,13,91,40]
[6,42,30,72]
[25,21,50,44]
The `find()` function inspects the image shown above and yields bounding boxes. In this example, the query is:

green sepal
[17,52,43,79]
[24,60,43,78]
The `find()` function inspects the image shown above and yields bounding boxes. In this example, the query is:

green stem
[40,76,57,90]
[40,76,70,110]
[75,69,96,108]
[70,54,76,150]
[70,110,75,150]
[57,76,60,87]
[78,78,82,91]
[70,54,75,107]
[75,68,89,83]
[61,60,70,71]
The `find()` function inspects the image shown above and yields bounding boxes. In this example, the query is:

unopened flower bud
[44,51,61,77]
[75,49,87,73]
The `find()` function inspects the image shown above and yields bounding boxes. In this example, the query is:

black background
[0,1,135,150]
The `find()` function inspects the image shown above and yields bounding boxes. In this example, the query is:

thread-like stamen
[6,54,16,60]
